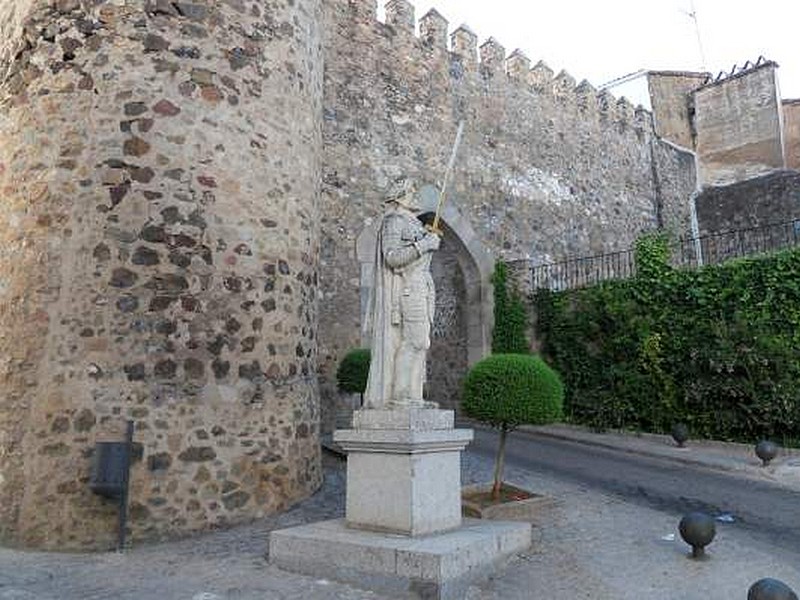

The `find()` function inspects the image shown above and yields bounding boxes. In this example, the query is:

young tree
[463,354,564,498]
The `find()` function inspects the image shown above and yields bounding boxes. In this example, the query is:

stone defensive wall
[317,0,698,424]
[0,0,323,549]
[695,170,800,235]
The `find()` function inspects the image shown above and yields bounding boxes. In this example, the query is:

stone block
[335,426,473,536]
[269,518,531,600]
[351,407,453,430]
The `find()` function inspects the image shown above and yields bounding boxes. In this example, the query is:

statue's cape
[363,222,398,408]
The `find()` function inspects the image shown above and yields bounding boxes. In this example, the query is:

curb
[515,426,747,473]
[514,425,800,491]
[459,419,800,491]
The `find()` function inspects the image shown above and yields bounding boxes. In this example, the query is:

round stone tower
[0,0,322,549]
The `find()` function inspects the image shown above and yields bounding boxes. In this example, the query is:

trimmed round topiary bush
[463,354,564,497]
[463,354,564,427]
[336,349,371,405]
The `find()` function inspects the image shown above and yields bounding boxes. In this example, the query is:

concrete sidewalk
[513,422,800,491]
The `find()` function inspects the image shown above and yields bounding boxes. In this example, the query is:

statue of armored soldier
[363,178,440,409]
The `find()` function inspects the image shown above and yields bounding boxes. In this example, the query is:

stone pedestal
[269,518,531,599]
[336,409,472,536]
[269,408,531,599]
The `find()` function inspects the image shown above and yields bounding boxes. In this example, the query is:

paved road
[468,426,800,562]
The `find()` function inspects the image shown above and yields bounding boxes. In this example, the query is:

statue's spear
[429,120,465,235]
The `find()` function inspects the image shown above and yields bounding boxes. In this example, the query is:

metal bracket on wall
[89,420,134,552]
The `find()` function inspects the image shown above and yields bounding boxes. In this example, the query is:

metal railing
[528,218,800,291]
[529,248,635,291]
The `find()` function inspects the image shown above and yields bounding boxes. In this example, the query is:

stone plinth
[270,408,531,598]
[269,518,531,600]
[352,408,454,430]
[335,409,472,536]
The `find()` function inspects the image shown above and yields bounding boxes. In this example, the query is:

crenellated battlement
[352,0,379,18]
[385,0,415,33]
[505,49,530,81]
[553,70,577,101]
[597,89,615,120]
[616,96,634,125]
[529,61,554,94]
[479,37,505,73]
[575,80,598,114]
[450,25,477,67]
[419,8,448,50]
[359,0,650,137]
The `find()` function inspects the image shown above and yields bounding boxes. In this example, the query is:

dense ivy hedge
[491,262,529,354]
[534,235,800,444]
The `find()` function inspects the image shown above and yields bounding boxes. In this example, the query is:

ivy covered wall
[534,236,800,444]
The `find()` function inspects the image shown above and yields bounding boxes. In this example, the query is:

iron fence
[528,248,635,291]
[528,218,800,291]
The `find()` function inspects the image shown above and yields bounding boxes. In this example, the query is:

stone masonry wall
[695,170,800,235]
[693,63,785,187]
[0,0,323,549]
[652,134,700,230]
[784,100,800,171]
[317,0,697,419]
[648,71,708,150]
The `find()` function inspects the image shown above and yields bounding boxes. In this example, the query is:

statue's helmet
[386,177,421,211]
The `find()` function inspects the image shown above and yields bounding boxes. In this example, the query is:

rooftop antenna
[681,0,708,72]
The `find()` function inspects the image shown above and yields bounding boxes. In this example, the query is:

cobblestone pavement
[2,450,800,599]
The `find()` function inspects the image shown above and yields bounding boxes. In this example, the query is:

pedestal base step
[268,518,531,600]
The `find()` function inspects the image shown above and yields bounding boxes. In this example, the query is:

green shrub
[463,354,564,496]
[534,244,800,444]
[635,231,671,282]
[491,262,530,354]
[336,349,371,401]
[463,354,564,427]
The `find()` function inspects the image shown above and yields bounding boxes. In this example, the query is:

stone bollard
[679,512,716,558]
[748,578,799,600]
[671,423,689,448]
[755,440,779,467]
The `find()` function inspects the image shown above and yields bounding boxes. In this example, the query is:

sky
[383,0,799,99]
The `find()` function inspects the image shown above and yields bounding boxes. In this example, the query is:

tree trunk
[492,426,509,500]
